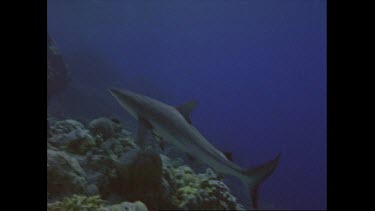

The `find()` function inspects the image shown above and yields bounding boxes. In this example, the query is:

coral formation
[47,195,105,211]
[47,194,149,211]
[47,116,245,210]
[88,117,117,139]
[161,155,245,210]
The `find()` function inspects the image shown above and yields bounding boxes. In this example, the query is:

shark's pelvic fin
[176,100,198,124]
[137,117,152,149]
[222,151,233,161]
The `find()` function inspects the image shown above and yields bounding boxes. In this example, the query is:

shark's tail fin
[243,153,281,210]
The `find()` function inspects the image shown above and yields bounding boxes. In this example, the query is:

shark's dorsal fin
[176,100,198,124]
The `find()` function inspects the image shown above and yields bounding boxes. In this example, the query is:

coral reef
[47,116,245,210]
[47,194,149,211]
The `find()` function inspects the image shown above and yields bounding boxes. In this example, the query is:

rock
[109,118,123,134]
[99,136,136,158]
[118,136,137,151]
[106,149,170,210]
[49,119,85,135]
[47,33,69,100]
[49,128,96,154]
[82,147,119,198]
[121,128,132,136]
[205,168,218,179]
[47,149,89,198]
[100,201,149,211]
[89,117,116,139]
[100,138,123,157]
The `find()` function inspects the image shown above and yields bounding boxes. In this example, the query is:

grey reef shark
[109,88,280,210]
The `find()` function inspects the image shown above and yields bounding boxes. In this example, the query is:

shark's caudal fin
[244,153,281,210]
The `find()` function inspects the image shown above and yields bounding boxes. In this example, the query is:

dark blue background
[48,0,326,209]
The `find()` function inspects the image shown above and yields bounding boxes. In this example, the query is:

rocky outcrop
[48,119,96,155]
[47,33,69,100]
[47,149,89,198]
[108,149,168,210]
[88,117,121,139]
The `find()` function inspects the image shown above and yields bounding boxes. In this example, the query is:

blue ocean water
[47,0,326,210]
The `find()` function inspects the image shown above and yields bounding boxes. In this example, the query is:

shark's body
[109,88,280,209]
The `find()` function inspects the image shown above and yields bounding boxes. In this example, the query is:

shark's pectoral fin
[137,117,153,149]
[176,100,198,124]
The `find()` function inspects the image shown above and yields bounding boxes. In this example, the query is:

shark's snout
[109,88,133,102]
[108,88,122,97]
[108,87,139,119]
[108,88,137,101]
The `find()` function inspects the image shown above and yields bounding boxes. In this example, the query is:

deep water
[47,0,326,210]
